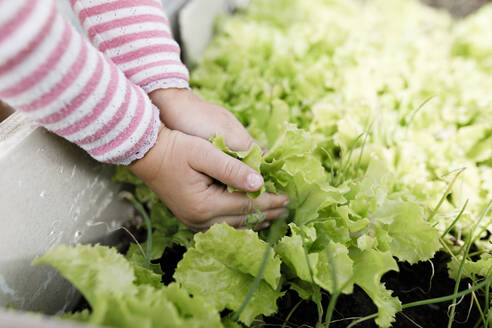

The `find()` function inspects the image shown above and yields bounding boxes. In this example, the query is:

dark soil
[72,239,487,328]
[384,252,482,328]
[264,252,485,328]
[157,244,187,285]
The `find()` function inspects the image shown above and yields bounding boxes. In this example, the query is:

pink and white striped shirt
[0,0,189,165]
[72,0,189,92]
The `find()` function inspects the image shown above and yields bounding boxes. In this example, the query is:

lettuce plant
[34,0,492,327]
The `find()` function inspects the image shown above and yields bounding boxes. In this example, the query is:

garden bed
[26,0,492,327]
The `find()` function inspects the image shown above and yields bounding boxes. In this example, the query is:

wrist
[149,87,193,105]
[149,88,198,125]
[128,123,169,182]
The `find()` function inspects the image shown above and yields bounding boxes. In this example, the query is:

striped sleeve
[0,0,161,165]
[71,0,190,94]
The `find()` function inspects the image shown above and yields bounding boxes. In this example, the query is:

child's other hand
[129,125,289,231]
[150,88,262,152]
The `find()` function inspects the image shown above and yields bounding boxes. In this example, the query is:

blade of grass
[323,248,355,327]
[441,199,468,239]
[346,313,378,328]
[402,273,492,309]
[121,192,152,270]
[281,300,303,328]
[232,219,284,321]
[232,245,272,321]
[485,279,490,325]
[471,289,487,327]
[472,317,483,328]
[428,168,465,222]
[355,132,369,174]
[448,201,492,327]
[405,95,436,127]
[320,147,336,185]
[338,133,364,185]
[355,122,374,174]
[299,227,323,324]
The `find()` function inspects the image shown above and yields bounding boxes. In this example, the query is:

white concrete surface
[0,112,133,314]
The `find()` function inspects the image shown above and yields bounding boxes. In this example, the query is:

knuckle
[241,198,255,214]
[267,194,286,208]
[222,160,237,180]
[272,195,285,207]
[238,215,248,227]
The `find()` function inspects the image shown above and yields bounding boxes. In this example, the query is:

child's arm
[0,0,288,228]
[0,0,160,164]
[71,0,258,152]
[71,0,189,93]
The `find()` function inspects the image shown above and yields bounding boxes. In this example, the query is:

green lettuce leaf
[315,241,353,294]
[448,253,492,280]
[276,223,354,294]
[350,249,401,328]
[35,244,222,328]
[373,200,441,263]
[85,284,222,328]
[34,244,135,306]
[211,134,265,198]
[275,224,318,282]
[174,223,282,325]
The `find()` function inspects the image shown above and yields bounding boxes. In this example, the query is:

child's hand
[129,125,289,231]
[150,88,261,152]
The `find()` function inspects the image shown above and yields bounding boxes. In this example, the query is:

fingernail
[283,199,290,207]
[279,209,289,219]
[247,173,263,190]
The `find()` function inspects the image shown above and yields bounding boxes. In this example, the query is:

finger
[227,125,267,153]
[189,207,287,232]
[202,184,289,217]
[189,140,265,192]
[209,107,259,152]
[210,116,266,153]
[224,124,260,152]
[223,132,267,156]
[209,207,289,229]
[254,220,271,231]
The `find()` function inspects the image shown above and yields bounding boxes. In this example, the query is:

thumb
[190,140,264,192]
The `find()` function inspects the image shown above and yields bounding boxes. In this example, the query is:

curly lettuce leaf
[276,223,354,294]
[210,134,265,198]
[85,284,222,328]
[34,245,135,306]
[350,249,401,328]
[126,231,167,275]
[315,240,353,294]
[35,244,222,328]
[133,265,162,288]
[174,223,282,325]
[275,224,318,282]
[448,253,492,280]
[383,201,440,263]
